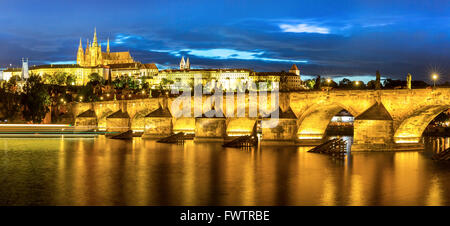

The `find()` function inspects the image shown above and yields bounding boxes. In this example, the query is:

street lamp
[432,73,438,89]
[326,78,332,94]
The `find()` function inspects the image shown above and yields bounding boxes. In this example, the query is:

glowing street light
[326,78,332,94]
[432,73,438,88]
[79,96,83,101]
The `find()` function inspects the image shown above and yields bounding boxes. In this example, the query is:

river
[0,136,449,205]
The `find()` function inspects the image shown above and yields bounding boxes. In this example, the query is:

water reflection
[0,136,449,206]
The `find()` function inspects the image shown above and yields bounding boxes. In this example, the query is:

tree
[411,80,429,88]
[353,81,366,90]
[77,83,98,102]
[66,74,76,86]
[53,72,67,85]
[313,75,322,90]
[304,79,315,90]
[88,73,105,86]
[367,80,377,89]
[0,85,21,120]
[21,74,51,123]
[383,79,404,89]
[6,75,20,93]
[338,78,352,89]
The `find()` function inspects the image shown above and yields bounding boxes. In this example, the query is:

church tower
[77,38,84,65]
[180,56,186,70]
[185,57,190,70]
[289,64,300,76]
[84,39,90,66]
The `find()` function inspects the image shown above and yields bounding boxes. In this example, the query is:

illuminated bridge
[72,88,450,151]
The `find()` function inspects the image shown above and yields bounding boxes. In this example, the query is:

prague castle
[2,29,158,85]
[1,29,302,90]
[77,28,134,67]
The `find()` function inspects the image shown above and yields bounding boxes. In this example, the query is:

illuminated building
[158,58,302,91]
[1,29,158,85]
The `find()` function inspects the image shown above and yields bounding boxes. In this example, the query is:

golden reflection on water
[0,137,449,205]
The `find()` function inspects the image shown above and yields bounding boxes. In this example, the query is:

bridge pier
[106,110,130,133]
[142,105,173,139]
[74,109,98,131]
[260,107,298,146]
[194,108,227,143]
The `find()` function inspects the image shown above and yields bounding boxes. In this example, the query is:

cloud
[279,23,330,34]
[159,48,308,64]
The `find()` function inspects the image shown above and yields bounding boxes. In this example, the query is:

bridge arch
[96,107,116,131]
[394,105,450,143]
[297,102,360,140]
[131,108,158,132]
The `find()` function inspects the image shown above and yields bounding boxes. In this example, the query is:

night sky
[1,0,449,82]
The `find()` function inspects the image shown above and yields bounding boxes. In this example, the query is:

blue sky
[0,0,449,82]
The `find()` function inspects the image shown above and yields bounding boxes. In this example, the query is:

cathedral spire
[180,56,185,70]
[93,27,98,46]
[85,39,90,55]
[107,38,110,53]
[78,38,83,50]
[77,38,84,65]
[186,57,190,70]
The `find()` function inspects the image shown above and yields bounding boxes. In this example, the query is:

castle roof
[160,68,252,73]
[143,63,158,70]
[102,51,132,60]
[290,64,299,71]
[107,62,158,70]
[253,71,298,77]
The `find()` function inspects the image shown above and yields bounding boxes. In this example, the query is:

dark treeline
[302,76,448,90]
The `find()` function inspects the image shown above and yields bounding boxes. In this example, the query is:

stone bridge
[72,88,450,151]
